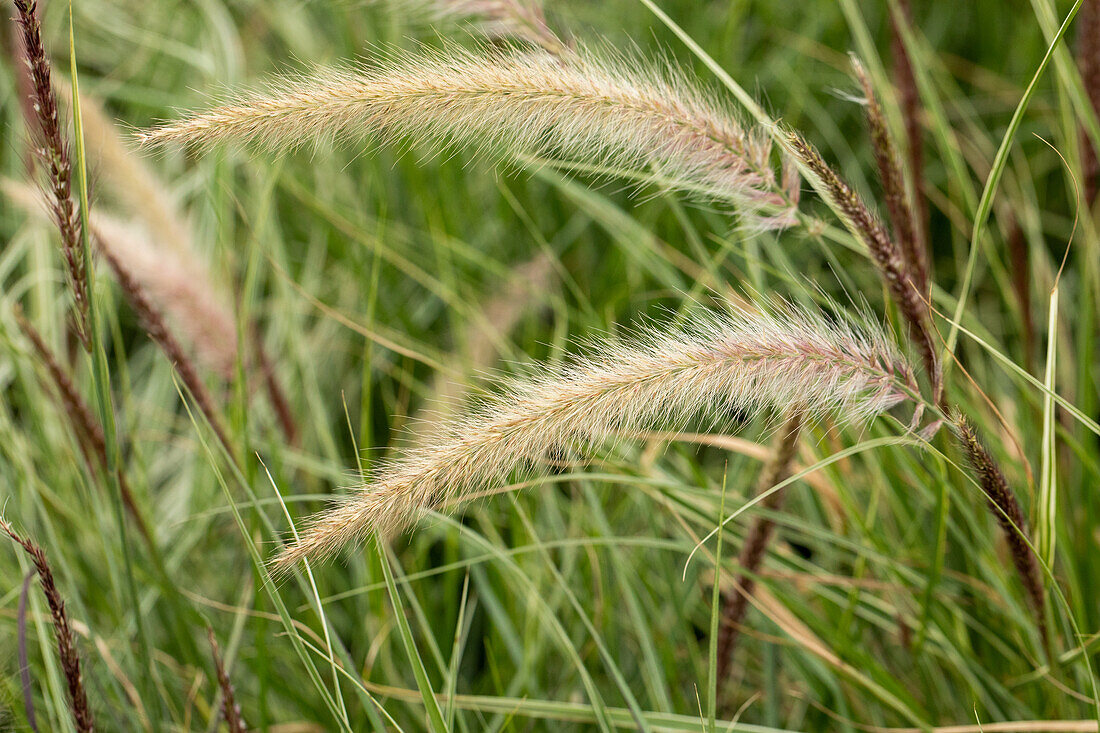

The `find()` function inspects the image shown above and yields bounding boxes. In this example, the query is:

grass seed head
[275,301,916,568]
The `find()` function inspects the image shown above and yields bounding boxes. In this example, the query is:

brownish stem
[207,628,247,733]
[97,237,236,461]
[251,325,299,446]
[1,518,94,732]
[716,411,804,682]
[1006,219,1035,369]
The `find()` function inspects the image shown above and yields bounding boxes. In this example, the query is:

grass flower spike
[276,301,916,568]
[1,518,94,732]
[142,46,798,228]
[401,0,568,55]
[12,0,90,346]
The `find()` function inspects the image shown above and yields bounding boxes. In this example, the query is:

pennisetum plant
[950,414,1047,641]
[140,24,1054,657]
[11,0,90,348]
[139,44,800,230]
[207,627,248,733]
[273,302,919,567]
[1,517,94,733]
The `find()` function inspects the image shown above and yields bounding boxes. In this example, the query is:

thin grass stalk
[139,47,799,229]
[951,414,1047,644]
[0,518,94,733]
[97,237,235,460]
[888,0,930,249]
[12,0,89,347]
[788,133,941,403]
[13,305,154,548]
[715,410,803,683]
[275,302,917,568]
[1007,217,1035,368]
[250,325,299,446]
[206,628,247,733]
[852,57,927,298]
[1078,0,1100,206]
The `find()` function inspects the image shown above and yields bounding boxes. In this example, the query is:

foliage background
[0,0,1097,730]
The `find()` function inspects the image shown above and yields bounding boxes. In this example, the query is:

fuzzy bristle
[275,302,915,569]
[788,132,940,402]
[141,46,798,229]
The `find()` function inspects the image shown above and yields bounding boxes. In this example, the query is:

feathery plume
[275,301,916,568]
[394,0,568,56]
[852,57,927,298]
[1078,0,1100,206]
[888,0,929,247]
[12,306,153,547]
[0,517,94,732]
[97,239,234,459]
[12,0,89,347]
[3,180,240,378]
[716,410,803,681]
[951,414,1046,642]
[788,133,940,402]
[207,628,247,733]
[140,46,799,228]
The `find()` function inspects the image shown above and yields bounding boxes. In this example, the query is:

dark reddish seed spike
[0,519,94,732]
[11,0,90,347]
[207,628,247,733]
[889,0,931,266]
[952,414,1047,645]
[716,411,803,681]
[98,239,235,461]
[1078,0,1100,206]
